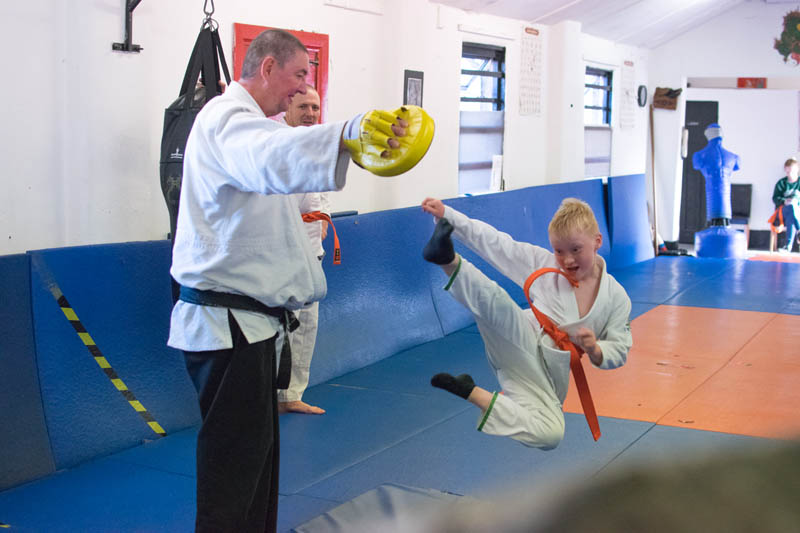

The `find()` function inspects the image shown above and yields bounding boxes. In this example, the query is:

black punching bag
[160,25,230,242]
[160,25,229,301]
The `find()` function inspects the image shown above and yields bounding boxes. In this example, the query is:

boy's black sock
[422,218,455,265]
[431,372,475,400]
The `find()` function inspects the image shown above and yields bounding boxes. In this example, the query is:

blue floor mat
[298,410,653,504]
[109,426,197,477]
[280,384,470,495]
[609,256,733,304]
[0,456,194,533]
[603,424,779,473]
[666,260,800,312]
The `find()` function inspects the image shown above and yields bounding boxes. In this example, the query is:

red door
[233,23,329,122]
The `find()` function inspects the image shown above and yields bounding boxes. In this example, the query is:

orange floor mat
[748,253,800,263]
[563,306,800,439]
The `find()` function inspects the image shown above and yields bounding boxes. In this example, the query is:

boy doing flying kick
[421,197,632,448]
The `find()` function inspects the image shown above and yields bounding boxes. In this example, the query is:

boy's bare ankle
[441,254,461,276]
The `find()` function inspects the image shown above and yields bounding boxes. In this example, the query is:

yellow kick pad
[344,105,435,177]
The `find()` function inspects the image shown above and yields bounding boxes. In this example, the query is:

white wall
[582,34,650,179]
[1,1,648,255]
[648,1,800,240]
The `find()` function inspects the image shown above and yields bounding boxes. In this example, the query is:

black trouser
[184,312,280,533]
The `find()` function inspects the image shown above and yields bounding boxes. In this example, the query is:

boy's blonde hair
[784,158,798,169]
[548,198,600,238]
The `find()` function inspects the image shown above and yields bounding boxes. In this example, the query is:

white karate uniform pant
[448,258,565,449]
[277,301,319,403]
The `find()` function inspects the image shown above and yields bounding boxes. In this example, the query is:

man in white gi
[168,29,412,532]
[420,197,632,449]
[279,85,328,415]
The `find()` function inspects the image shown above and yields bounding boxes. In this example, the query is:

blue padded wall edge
[0,254,55,490]
[607,174,655,269]
[29,242,200,469]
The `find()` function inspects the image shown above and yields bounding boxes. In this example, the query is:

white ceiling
[431,0,794,49]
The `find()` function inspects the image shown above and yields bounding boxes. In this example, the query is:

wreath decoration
[774,10,800,64]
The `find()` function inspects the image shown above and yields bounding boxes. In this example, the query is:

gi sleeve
[443,205,553,288]
[208,103,349,195]
[594,285,632,370]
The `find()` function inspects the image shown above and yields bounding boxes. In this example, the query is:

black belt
[179,286,299,389]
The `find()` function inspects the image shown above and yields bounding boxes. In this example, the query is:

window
[584,66,613,178]
[461,43,505,111]
[459,43,505,195]
[584,67,612,125]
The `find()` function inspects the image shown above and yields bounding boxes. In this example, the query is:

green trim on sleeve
[477,391,499,432]
[443,256,463,291]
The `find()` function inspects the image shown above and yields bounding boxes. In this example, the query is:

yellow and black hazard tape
[33,256,166,438]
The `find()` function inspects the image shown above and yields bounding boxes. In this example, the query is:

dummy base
[694,226,747,259]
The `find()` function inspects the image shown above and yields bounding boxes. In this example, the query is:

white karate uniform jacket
[168,81,350,352]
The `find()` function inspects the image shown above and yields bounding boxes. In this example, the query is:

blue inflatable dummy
[691,124,747,258]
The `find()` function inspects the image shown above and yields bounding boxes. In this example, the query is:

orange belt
[302,211,340,265]
[523,267,601,441]
[768,207,785,233]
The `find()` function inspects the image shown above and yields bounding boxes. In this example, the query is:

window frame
[584,66,613,126]
[460,42,506,111]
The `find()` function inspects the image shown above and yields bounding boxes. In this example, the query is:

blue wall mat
[29,242,200,469]
[330,328,499,398]
[311,208,445,387]
[606,174,655,269]
[431,189,538,334]
[0,254,55,491]
[511,179,612,259]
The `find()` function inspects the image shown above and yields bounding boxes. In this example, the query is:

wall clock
[636,85,647,107]
[637,85,647,107]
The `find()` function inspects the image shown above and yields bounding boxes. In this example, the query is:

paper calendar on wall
[519,27,542,116]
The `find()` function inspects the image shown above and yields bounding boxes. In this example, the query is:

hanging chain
[202,0,218,30]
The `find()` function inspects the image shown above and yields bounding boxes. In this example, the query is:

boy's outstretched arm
[421,198,551,288]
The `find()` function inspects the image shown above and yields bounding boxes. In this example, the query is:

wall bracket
[112,0,143,53]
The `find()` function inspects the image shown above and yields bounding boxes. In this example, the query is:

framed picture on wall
[404,70,424,107]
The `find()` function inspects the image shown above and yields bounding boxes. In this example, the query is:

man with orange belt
[280,85,328,415]
[421,197,632,448]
